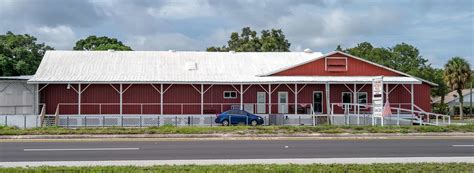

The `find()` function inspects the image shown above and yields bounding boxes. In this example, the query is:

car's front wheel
[250,120,258,126]
[222,120,229,126]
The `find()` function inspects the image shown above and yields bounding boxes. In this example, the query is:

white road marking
[452,145,474,147]
[23,148,139,151]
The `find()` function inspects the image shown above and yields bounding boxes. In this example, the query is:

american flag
[383,101,392,117]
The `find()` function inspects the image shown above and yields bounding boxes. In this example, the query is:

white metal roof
[0,76,32,80]
[28,50,422,84]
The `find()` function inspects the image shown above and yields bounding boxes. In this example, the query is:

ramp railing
[330,103,450,126]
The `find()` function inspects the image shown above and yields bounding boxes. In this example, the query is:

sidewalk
[1,132,473,141]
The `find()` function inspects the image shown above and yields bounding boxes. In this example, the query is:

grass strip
[0,124,473,135]
[0,163,472,173]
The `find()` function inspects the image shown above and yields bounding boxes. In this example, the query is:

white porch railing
[330,103,451,126]
[54,102,316,115]
[55,114,325,128]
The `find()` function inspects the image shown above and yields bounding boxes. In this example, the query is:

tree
[443,57,472,120]
[0,31,53,76]
[343,42,430,77]
[430,68,449,104]
[73,35,132,51]
[340,42,450,101]
[207,27,290,52]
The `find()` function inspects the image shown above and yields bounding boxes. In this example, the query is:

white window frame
[341,92,352,109]
[357,92,368,108]
[223,91,237,99]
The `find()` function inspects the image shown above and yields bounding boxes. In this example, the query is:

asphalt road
[0,139,473,162]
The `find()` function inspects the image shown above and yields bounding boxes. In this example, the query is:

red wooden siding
[81,84,119,114]
[163,84,200,114]
[123,84,160,114]
[40,84,78,114]
[273,53,402,76]
[40,83,431,115]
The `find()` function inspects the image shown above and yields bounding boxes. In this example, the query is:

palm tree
[444,57,472,120]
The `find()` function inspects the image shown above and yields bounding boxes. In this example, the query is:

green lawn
[0,163,472,173]
[0,124,473,135]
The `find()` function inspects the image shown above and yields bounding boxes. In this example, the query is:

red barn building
[28,50,436,117]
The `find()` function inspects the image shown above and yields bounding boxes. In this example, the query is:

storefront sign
[372,76,384,118]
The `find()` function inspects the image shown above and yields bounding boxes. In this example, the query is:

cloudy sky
[0,0,472,67]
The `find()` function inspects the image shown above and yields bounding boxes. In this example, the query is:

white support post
[120,84,123,115]
[382,84,389,126]
[410,84,414,114]
[240,84,243,110]
[160,84,164,115]
[201,84,204,115]
[325,82,331,123]
[294,84,298,115]
[353,84,357,125]
[35,84,39,115]
[78,84,81,115]
[268,84,272,114]
[353,84,357,114]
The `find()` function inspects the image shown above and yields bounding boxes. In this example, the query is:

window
[226,109,240,114]
[342,92,352,108]
[342,92,352,103]
[224,91,237,99]
[357,92,368,107]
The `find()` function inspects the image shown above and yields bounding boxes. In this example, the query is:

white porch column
[268,84,272,114]
[78,84,81,115]
[325,82,331,122]
[410,84,414,114]
[35,84,39,115]
[240,84,244,110]
[294,84,298,115]
[325,82,331,114]
[160,84,164,115]
[201,84,204,115]
[119,84,123,115]
[353,84,357,114]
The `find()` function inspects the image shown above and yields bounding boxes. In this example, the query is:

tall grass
[0,163,472,173]
[0,124,472,135]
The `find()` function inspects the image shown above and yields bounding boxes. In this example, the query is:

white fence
[0,115,40,128]
[55,114,323,128]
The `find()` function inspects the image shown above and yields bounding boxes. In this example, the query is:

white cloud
[0,0,471,67]
[28,25,77,50]
[126,33,201,51]
[147,0,215,19]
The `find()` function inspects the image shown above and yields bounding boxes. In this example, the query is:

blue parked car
[215,109,264,126]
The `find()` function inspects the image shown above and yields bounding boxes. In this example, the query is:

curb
[1,132,473,140]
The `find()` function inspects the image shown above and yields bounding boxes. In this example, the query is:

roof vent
[185,62,198,71]
[303,48,312,53]
[107,49,115,52]
[229,50,236,53]
[168,49,176,53]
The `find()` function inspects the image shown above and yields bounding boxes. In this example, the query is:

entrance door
[313,91,323,114]
[278,92,288,114]
[257,92,266,114]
